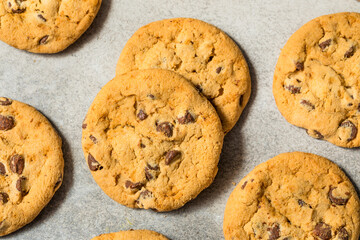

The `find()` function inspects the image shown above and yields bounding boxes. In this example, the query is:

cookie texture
[82,69,224,211]
[0,0,102,53]
[223,152,360,240]
[116,18,251,133]
[0,97,64,236]
[91,230,168,240]
[273,12,360,148]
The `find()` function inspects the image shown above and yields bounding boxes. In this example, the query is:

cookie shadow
[3,119,74,238]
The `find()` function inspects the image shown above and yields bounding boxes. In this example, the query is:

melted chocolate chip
[125,180,143,190]
[329,187,349,205]
[216,67,222,74]
[12,8,25,13]
[137,110,148,121]
[300,99,315,110]
[0,97,12,106]
[0,163,5,175]
[165,150,181,165]
[156,122,173,137]
[9,154,24,175]
[313,222,332,240]
[344,46,355,59]
[319,39,332,51]
[268,224,280,240]
[89,135,97,144]
[295,62,304,71]
[241,181,248,190]
[147,94,155,99]
[38,14,47,22]
[284,85,301,94]
[0,192,9,204]
[178,111,195,124]
[16,177,27,195]
[340,120,357,141]
[0,115,14,131]
[87,153,103,171]
[338,227,349,240]
[39,35,49,45]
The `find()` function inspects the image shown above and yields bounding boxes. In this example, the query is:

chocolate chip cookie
[92,230,168,240]
[82,69,224,211]
[223,152,360,240]
[116,18,251,133]
[273,12,360,148]
[0,0,102,53]
[0,97,64,236]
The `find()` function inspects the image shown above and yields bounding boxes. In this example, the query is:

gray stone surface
[0,0,359,239]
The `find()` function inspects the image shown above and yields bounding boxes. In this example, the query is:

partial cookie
[0,0,102,53]
[82,69,224,211]
[91,230,168,240]
[273,12,360,148]
[0,97,64,236]
[223,152,360,240]
[116,18,251,133]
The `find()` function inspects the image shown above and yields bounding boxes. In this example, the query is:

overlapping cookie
[0,0,102,53]
[116,18,251,133]
[92,230,168,240]
[0,97,64,236]
[82,69,224,211]
[223,152,360,240]
[273,12,360,148]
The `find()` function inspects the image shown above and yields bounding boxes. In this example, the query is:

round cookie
[82,69,224,212]
[0,97,64,236]
[273,12,360,148]
[223,152,360,240]
[116,18,251,133]
[91,230,168,240]
[0,0,102,53]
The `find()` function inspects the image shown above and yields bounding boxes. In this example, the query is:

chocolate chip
[139,142,146,148]
[137,110,148,121]
[344,46,355,59]
[300,99,315,111]
[156,122,173,137]
[39,35,49,45]
[16,177,27,195]
[178,111,195,124]
[268,224,280,240]
[195,84,203,93]
[82,123,87,129]
[89,135,97,144]
[0,115,14,131]
[313,222,332,240]
[340,120,357,141]
[125,180,143,190]
[295,61,304,71]
[38,14,47,22]
[87,153,103,171]
[241,181,248,189]
[12,8,25,13]
[145,167,153,180]
[284,85,301,94]
[0,192,9,204]
[0,163,5,175]
[0,97,12,106]
[319,39,332,51]
[298,199,306,207]
[147,94,155,99]
[165,150,181,165]
[146,163,159,171]
[306,129,324,139]
[216,67,222,74]
[9,154,24,175]
[329,187,349,205]
[337,227,349,240]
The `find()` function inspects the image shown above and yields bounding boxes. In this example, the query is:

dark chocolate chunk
[137,110,148,121]
[296,61,304,71]
[313,222,332,240]
[156,122,173,137]
[165,150,181,165]
[337,227,349,240]
[268,224,280,240]
[329,187,349,205]
[284,85,301,94]
[178,111,195,124]
[0,115,14,131]
[344,46,355,59]
[39,35,49,45]
[0,192,9,204]
[340,120,357,141]
[216,67,222,74]
[9,154,24,175]
[87,153,103,171]
[125,180,143,190]
[319,39,332,51]
[300,99,315,110]
[0,97,12,106]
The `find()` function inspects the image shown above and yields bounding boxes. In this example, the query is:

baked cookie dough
[116,18,251,133]
[223,152,360,240]
[273,12,360,148]
[0,97,64,236]
[91,230,168,240]
[0,0,102,53]
[82,69,224,211]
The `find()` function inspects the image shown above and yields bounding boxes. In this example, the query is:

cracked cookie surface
[82,69,224,211]
[0,97,64,236]
[223,152,360,240]
[0,0,101,53]
[116,18,251,133]
[91,230,169,240]
[273,12,360,148]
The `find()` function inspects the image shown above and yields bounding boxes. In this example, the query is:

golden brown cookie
[273,12,360,148]
[91,230,168,240]
[0,97,64,236]
[82,69,224,211]
[223,152,360,240]
[116,18,251,133]
[0,0,102,53]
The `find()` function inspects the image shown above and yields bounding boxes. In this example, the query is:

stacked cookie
[82,18,251,213]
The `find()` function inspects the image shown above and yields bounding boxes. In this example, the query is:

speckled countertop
[0,0,359,239]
